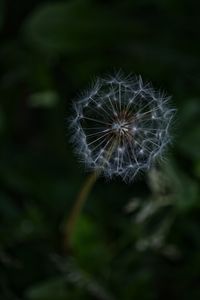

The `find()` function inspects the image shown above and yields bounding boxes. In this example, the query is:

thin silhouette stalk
[63,171,98,250]
[63,141,119,251]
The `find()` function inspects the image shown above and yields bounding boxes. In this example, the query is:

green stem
[64,141,118,251]
[63,172,98,250]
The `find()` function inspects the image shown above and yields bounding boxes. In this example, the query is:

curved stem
[63,140,118,251]
[63,172,98,251]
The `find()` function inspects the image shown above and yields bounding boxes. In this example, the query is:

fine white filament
[70,73,175,182]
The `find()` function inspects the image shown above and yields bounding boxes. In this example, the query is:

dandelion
[65,72,176,249]
[70,72,176,182]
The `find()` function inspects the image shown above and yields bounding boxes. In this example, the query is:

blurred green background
[0,0,200,299]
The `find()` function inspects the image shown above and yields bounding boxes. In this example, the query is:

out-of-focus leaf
[164,161,199,210]
[23,1,109,53]
[29,91,59,108]
[22,1,133,54]
[71,215,111,272]
[26,277,68,300]
[52,256,115,300]
[177,98,200,160]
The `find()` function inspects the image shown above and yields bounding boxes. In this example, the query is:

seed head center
[111,121,129,135]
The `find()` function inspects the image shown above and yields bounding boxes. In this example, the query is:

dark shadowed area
[0,0,200,299]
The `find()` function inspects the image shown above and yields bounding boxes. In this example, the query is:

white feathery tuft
[69,72,176,182]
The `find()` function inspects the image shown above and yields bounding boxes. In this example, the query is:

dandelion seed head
[70,72,176,182]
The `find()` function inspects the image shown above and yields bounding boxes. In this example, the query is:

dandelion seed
[69,72,176,182]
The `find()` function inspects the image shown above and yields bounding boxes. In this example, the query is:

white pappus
[69,72,176,182]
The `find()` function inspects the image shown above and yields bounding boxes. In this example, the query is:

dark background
[0,0,200,299]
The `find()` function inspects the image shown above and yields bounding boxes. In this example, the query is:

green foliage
[23,1,119,54]
[29,91,59,107]
[0,0,200,299]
